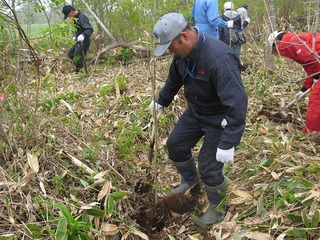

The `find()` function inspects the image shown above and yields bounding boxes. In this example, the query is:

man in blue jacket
[62,5,93,72]
[151,12,247,225]
[191,0,234,39]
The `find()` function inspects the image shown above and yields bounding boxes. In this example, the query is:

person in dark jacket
[219,2,250,58]
[62,5,93,72]
[268,30,320,134]
[151,12,247,225]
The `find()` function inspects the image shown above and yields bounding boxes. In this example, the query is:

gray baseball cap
[153,12,188,57]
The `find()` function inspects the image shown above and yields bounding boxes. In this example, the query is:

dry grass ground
[0,40,319,239]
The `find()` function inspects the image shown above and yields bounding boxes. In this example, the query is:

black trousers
[68,39,90,70]
[166,108,225,187]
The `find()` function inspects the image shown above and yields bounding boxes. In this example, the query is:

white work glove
[227,20,234,28]
[77,34,84,42]
[149,100,163,112]
[295,91,305,101]
[313,78,318,87]
[216,147,235,164]
[245,17,250,24]
[221,118,227,128]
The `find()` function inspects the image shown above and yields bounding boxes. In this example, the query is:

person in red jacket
[268,30,320,134]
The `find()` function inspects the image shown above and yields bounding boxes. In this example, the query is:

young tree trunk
[268,0,277,70]
[312,0,320,54]
[78,0,116,43]
[268,0,277,31]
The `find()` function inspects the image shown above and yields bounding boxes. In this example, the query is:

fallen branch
[92,42,150,65]
[276,88,311,118]
[290,71,320,83]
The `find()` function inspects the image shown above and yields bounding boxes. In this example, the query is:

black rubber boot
[171,157,199,195]
[200,179,226,225]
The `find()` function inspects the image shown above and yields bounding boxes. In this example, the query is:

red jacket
[278,32,320,90]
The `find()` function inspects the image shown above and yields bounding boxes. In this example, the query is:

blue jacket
[157,29,248,149]
[190,0,227,39]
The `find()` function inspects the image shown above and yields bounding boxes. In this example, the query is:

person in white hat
[150,12,248,225]
[269,30,320,133]
[219,2,250,58]
[236,3,250,29]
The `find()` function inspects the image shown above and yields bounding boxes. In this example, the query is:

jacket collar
[186,27,205,62]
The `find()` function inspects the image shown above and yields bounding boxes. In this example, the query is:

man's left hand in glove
[77,34,84,42]
[216,147,235,164]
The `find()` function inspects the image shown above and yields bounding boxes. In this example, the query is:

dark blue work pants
[166,108,225,187]
[68,39,90,71]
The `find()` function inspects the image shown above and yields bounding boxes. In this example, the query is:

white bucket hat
[224,2,234,11]
[268,30,284,46]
